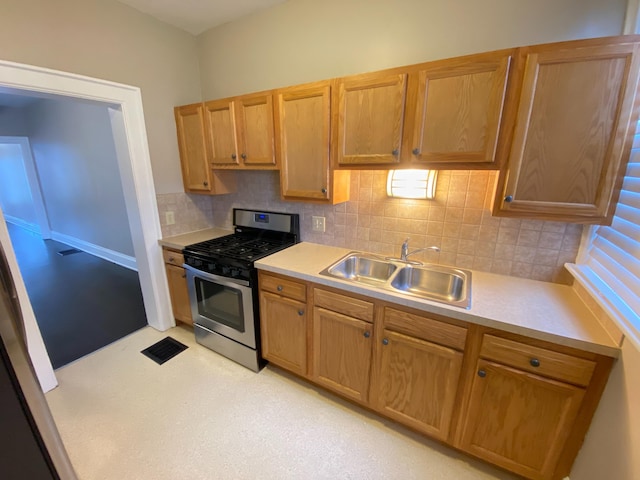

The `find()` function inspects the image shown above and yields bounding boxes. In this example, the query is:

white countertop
[255,242,619,357]
[159,228,233,250]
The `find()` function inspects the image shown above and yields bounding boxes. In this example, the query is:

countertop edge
[159,228,234,250]
[255,259,620,359]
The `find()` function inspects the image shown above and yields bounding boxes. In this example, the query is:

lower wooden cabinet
[162,248,192,326]
[312,306,373,403]
[259,290,308,376]
[257,273,614,480]
[459,359,584,480]
[375,329,463,441]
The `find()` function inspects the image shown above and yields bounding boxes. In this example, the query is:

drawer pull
[530,358,541,368]
[277,285,283,291]
[297,309,304,316]
[363,331,371,338]
[478,369,487,378]
[382,338,389,346]
[169,257,174,262]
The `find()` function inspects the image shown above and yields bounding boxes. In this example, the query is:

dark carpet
[7,223,148,369]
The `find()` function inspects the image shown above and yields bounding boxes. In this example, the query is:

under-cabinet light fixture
[386,169,438,199]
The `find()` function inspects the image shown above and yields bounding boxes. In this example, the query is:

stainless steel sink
[320,253,398,285]
[390,265,470,308]
[320,252,471,309]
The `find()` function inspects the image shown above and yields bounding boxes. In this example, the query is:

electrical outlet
[165,211,175,225]
[312,216,325,232]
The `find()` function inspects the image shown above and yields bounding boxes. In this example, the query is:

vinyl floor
[7,223,147,369]
[46,325,518,480]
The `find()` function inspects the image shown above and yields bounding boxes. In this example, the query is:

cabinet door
[204,99,240,166]
[336,73,407,165]
[277,83,331,200]
[407,52,511,167]
[236,94,276,167]
[259,291,307,376]
[165,264,192,325]
[495,42,640,223]
[459,359,585,480]
[312,307,373,403]
[375,330,463,441]
[174,104,212,193]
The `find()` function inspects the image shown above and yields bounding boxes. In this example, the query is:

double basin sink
[319,252,471,309]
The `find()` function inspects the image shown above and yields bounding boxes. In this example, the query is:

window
[566,121,640,349]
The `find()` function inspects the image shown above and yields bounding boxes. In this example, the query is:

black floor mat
[57,248,82,256]
[141,337,188,365]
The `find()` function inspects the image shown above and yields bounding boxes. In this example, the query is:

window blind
[571,120,640,347]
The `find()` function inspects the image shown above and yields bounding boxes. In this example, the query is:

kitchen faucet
[400,238,440,262]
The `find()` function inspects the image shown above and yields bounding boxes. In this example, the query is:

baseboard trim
[3,214,41,235]
[50,231,138,271]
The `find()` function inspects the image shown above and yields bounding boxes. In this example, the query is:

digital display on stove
[254,213,269,223]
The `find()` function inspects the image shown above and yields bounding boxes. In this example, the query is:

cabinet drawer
[260,274,306,302]
[163,249,185,266]
[383,307,467,351]
[314,288,373,323]
[480,335,596,387]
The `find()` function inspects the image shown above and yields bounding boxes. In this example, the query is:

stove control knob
[194,259,203,267]
[207,263,216,272]
[222,266,231,275]
[231,269,239,277]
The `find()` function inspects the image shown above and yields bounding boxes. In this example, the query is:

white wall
[0,0,202,194]
[0,107,28,137]
[24,98,135,257]
[571,340,640,479]
[197,0,626,99]
[0,143,37,228]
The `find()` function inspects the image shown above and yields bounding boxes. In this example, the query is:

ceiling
[117,0,288,35]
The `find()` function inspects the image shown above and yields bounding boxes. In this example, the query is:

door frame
[0,136,51,238]
[0,60,174,391]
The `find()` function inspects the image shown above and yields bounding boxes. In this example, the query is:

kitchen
[1,0,639,479]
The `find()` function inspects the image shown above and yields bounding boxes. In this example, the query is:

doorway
[0,60,174,391]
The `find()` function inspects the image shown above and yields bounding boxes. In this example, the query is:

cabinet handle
[241,153,247,160]
[412,148,420,155]
[382,338,389,345]
[203,181,209,187]
[504,195,513,203]
[298,309,304,316]
[181,273,186,278]
[168,257,174,262]
[530,358,541,368]
[321,188,327,194]
[277,285,283,291]
[392,149,399,156]
[231,153,237,160]
[478,369,487,378]
[364,331,371,338]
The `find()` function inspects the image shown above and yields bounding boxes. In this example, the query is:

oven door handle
[183,264,251,288]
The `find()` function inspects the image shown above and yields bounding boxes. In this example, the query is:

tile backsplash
[158,170,583,284]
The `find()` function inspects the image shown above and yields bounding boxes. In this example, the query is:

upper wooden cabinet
[493,39,640,224]
[174,103,212,192]
[335,73,407,166]
[174,103,237,195]
[204,92,277,169]
[405,51,513,168]
[334,51,514,169]
[276,81,350,203]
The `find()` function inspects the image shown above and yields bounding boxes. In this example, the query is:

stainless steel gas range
[182,209,300,372]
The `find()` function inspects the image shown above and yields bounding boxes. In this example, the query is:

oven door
[184,265,256,349]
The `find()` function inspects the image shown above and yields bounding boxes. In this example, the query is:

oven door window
[194,278,245,333]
